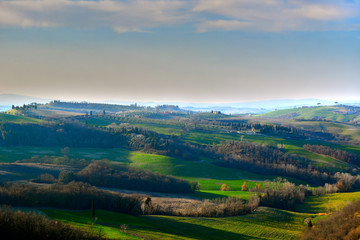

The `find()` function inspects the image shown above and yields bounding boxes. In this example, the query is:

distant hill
[104,98,345,114]
[39,101,146,114]
[259,105,360,123]
[153,98,358,114]
[0,94,48,106]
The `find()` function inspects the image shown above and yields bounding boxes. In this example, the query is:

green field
[128,152,277,181]
[296,191,360,214]
[259,106,359,123]
[132,123,183,136]
[42,207,312,240]
[0,113,41,123]
[193,190,252,200]
[43,209,143,239]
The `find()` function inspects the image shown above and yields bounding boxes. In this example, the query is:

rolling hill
[0,113,41,123]
[259,105,360,123]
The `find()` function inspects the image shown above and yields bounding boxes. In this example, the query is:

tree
[58,171,75,184]
[307,219,313,228]
[220,184,231,191]
[241,182,248,191]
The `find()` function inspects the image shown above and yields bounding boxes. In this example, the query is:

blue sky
[0,0,359,103]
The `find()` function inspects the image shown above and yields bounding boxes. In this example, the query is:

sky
[0,0,359,103]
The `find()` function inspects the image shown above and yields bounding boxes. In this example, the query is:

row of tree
[303,144,360,166]
[0,182,144,215]
[211,141,333,184]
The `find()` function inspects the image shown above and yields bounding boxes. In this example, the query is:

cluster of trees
[302,199,360,240]
[0,182,144,215]
[152,196,259,217]
[19,155,90,167]
[249,174,360,211]
[49,101,144,112]
[214,119,354,145]
[11,103,38,110]
[0,206,105,240]
[250,178,306,210]
[211,141,332,184]
[25,158,195,194]
[0,122,204,162]
[154,105,181,112]
[76,160,195,194]
[303,144,360,166]
[208,119,346,143]
[0,122,128,148]
[0,181,260,218]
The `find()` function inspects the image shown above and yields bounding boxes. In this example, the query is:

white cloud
[0,0,359,32]
[0,0,190,32]
[197,20,249,33]
[193,0,360,32]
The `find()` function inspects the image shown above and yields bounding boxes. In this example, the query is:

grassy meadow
[259,106,358,123]
[296,191,360,214]
[0,112,41,123]
[42,207,312,240]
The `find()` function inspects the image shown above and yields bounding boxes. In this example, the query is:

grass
[296,191,360,214]
[42,209,144,239]
[259,106,359,123]
[128,152,278,181]
[187,178,263,191]
[193,190,252,200]
[42,207,312,240]
[132,123,183,136]
[83,116,184,137]
[0,113,41,123]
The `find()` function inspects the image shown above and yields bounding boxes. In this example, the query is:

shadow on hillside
[192,191,229,200]
[143,215,267,240]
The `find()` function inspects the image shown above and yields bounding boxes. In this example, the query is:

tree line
[210,141,333,184]
[303,144,360,167]
[76,160,195,194]
[23,157,195,194]
[0,182,144,215]
[0,206,105,240]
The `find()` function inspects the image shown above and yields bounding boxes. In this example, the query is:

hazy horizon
[1,0,359,103]
[1,93,360,107]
